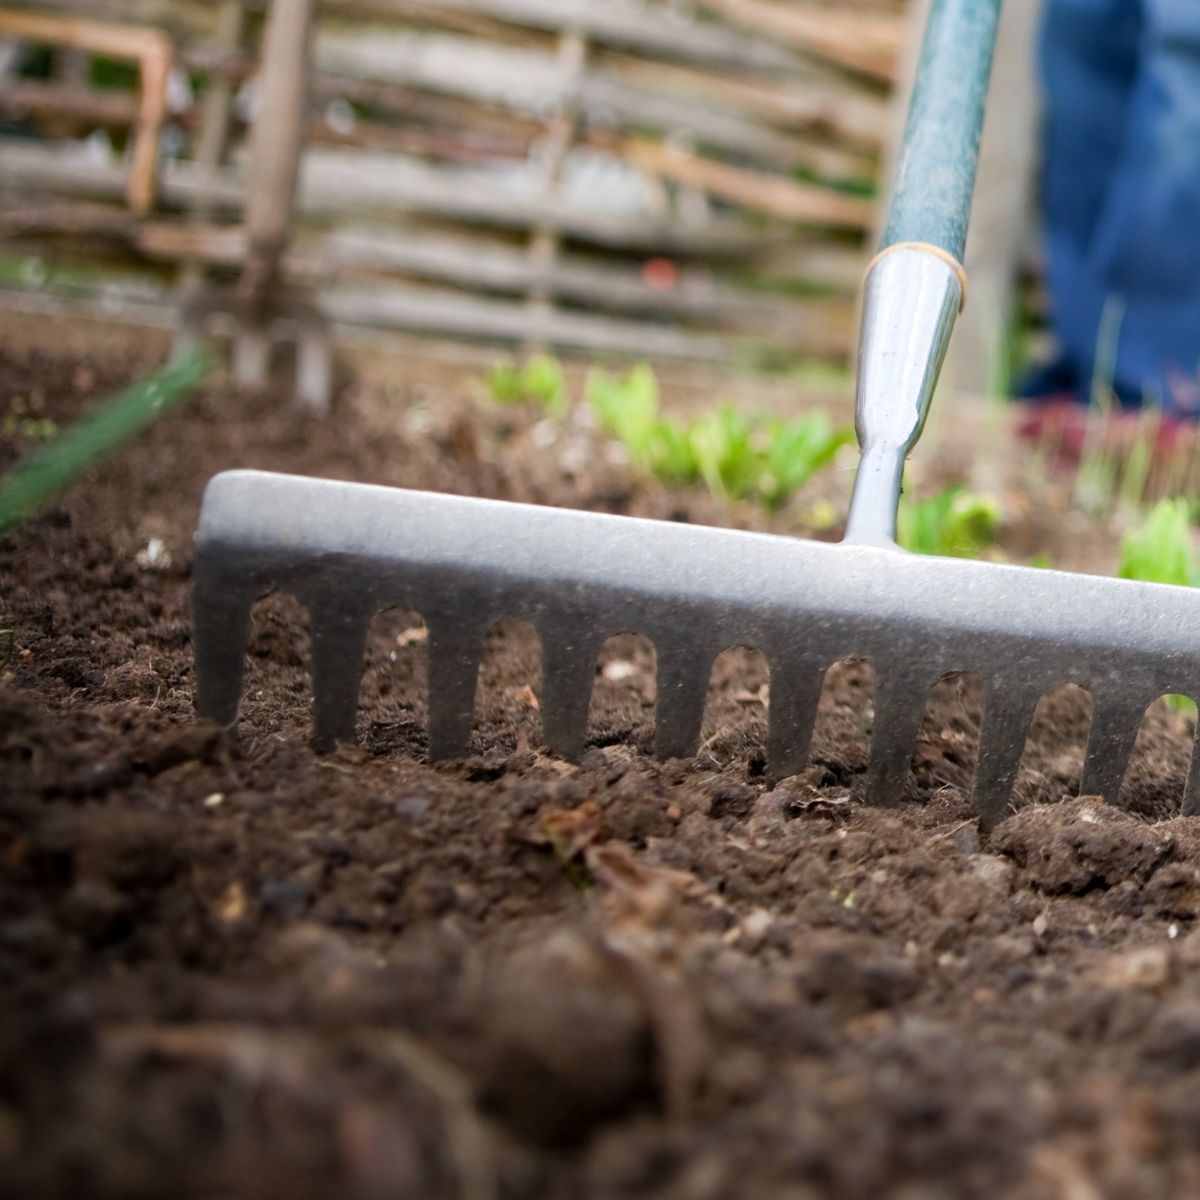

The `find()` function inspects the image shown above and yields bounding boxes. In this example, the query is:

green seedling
[647,419,698,486]
[897,485,1002,559]
[1118,498,1200,716]
[1,410,58,439]
[1118,498,1197,589]
[689,405,758,501]
[585,363,662,467]
[587,363,851,509]
[759,412,852,509]
[586,363,698,484]
[487,353,567,416]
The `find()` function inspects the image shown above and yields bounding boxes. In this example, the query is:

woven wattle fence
[0,0,908,365]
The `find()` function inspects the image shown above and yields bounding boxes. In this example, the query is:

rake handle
[844,0,1002,548]
[882,0,1003,261]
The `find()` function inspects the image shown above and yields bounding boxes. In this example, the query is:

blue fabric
[1036,0,1200,415]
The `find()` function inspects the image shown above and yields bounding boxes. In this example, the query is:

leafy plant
[897,485,1002,559]
[585,363,850,510]
[585,363,662,467]
[689,405,758,501]
[1118,498,1199,716]
[487,354,567,416]
[1118,498,1198,588]
[759,412,850,509]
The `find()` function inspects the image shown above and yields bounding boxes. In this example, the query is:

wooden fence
[0,0,909,365]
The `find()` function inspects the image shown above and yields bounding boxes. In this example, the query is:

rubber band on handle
[866,241,969,312]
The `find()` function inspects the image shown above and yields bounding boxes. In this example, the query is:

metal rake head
[193,470,1200,828]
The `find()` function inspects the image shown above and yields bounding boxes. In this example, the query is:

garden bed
[4,333,1200,1199]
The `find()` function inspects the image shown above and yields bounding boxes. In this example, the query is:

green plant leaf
[0,348,210,538]
[1118,498,1197,588]
[898,485,1001,559]
[521,354,567,416]
[487,361,524,405]
[760,412,851,509]
[689,405,757,501]
[487,354,567,414]
[585,364,661,468]
[648,420,698,484]
[584,363,846,509]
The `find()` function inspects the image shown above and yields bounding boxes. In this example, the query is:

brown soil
[3,340,1200,1200]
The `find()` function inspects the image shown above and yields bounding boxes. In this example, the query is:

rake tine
[973,685,1041,828]
[192,572,255,728]
[1079,694,1147,804]
[766,662,826,780]
[426,621,483,760]
[539,631,601,761]
[865,672,930,804]
[654,644,713,760]
[1182,725,1200,817]
[309,601,370,752]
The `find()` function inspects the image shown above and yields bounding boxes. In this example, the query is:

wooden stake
[0,9,172,214]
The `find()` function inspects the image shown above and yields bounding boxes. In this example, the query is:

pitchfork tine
[426,623,481,759]
[233,328,271,390]
[654,646,712,760]
[297,324,334,415]
[972,686,1040,829]
[1079,695,1147,803]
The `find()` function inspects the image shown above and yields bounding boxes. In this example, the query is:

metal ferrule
[843,246,963,547]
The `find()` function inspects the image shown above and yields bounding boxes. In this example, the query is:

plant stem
[0,348,210,537]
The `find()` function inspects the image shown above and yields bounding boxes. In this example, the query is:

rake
[191,0,1200,828]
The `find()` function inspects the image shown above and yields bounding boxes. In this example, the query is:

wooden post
[523,23,587,353]
[178,0,246,293]
[0,8,173,214]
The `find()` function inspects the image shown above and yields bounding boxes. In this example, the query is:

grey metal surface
[845,248,960,545]
[189,0,1196,828]
[194,469,1200,827]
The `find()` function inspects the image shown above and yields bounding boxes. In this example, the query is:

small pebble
[260,877,314,920]
[393,795,432,819]
[135,537,172,571]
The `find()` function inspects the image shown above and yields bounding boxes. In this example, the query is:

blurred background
[0,0,1043,401]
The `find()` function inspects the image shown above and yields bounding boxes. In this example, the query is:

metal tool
[177,0,332,411]
[192,0,1200,827]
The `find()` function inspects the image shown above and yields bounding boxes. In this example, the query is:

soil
[4,336,1200,1200]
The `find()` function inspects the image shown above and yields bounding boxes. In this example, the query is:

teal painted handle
[881,0,1003,262]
